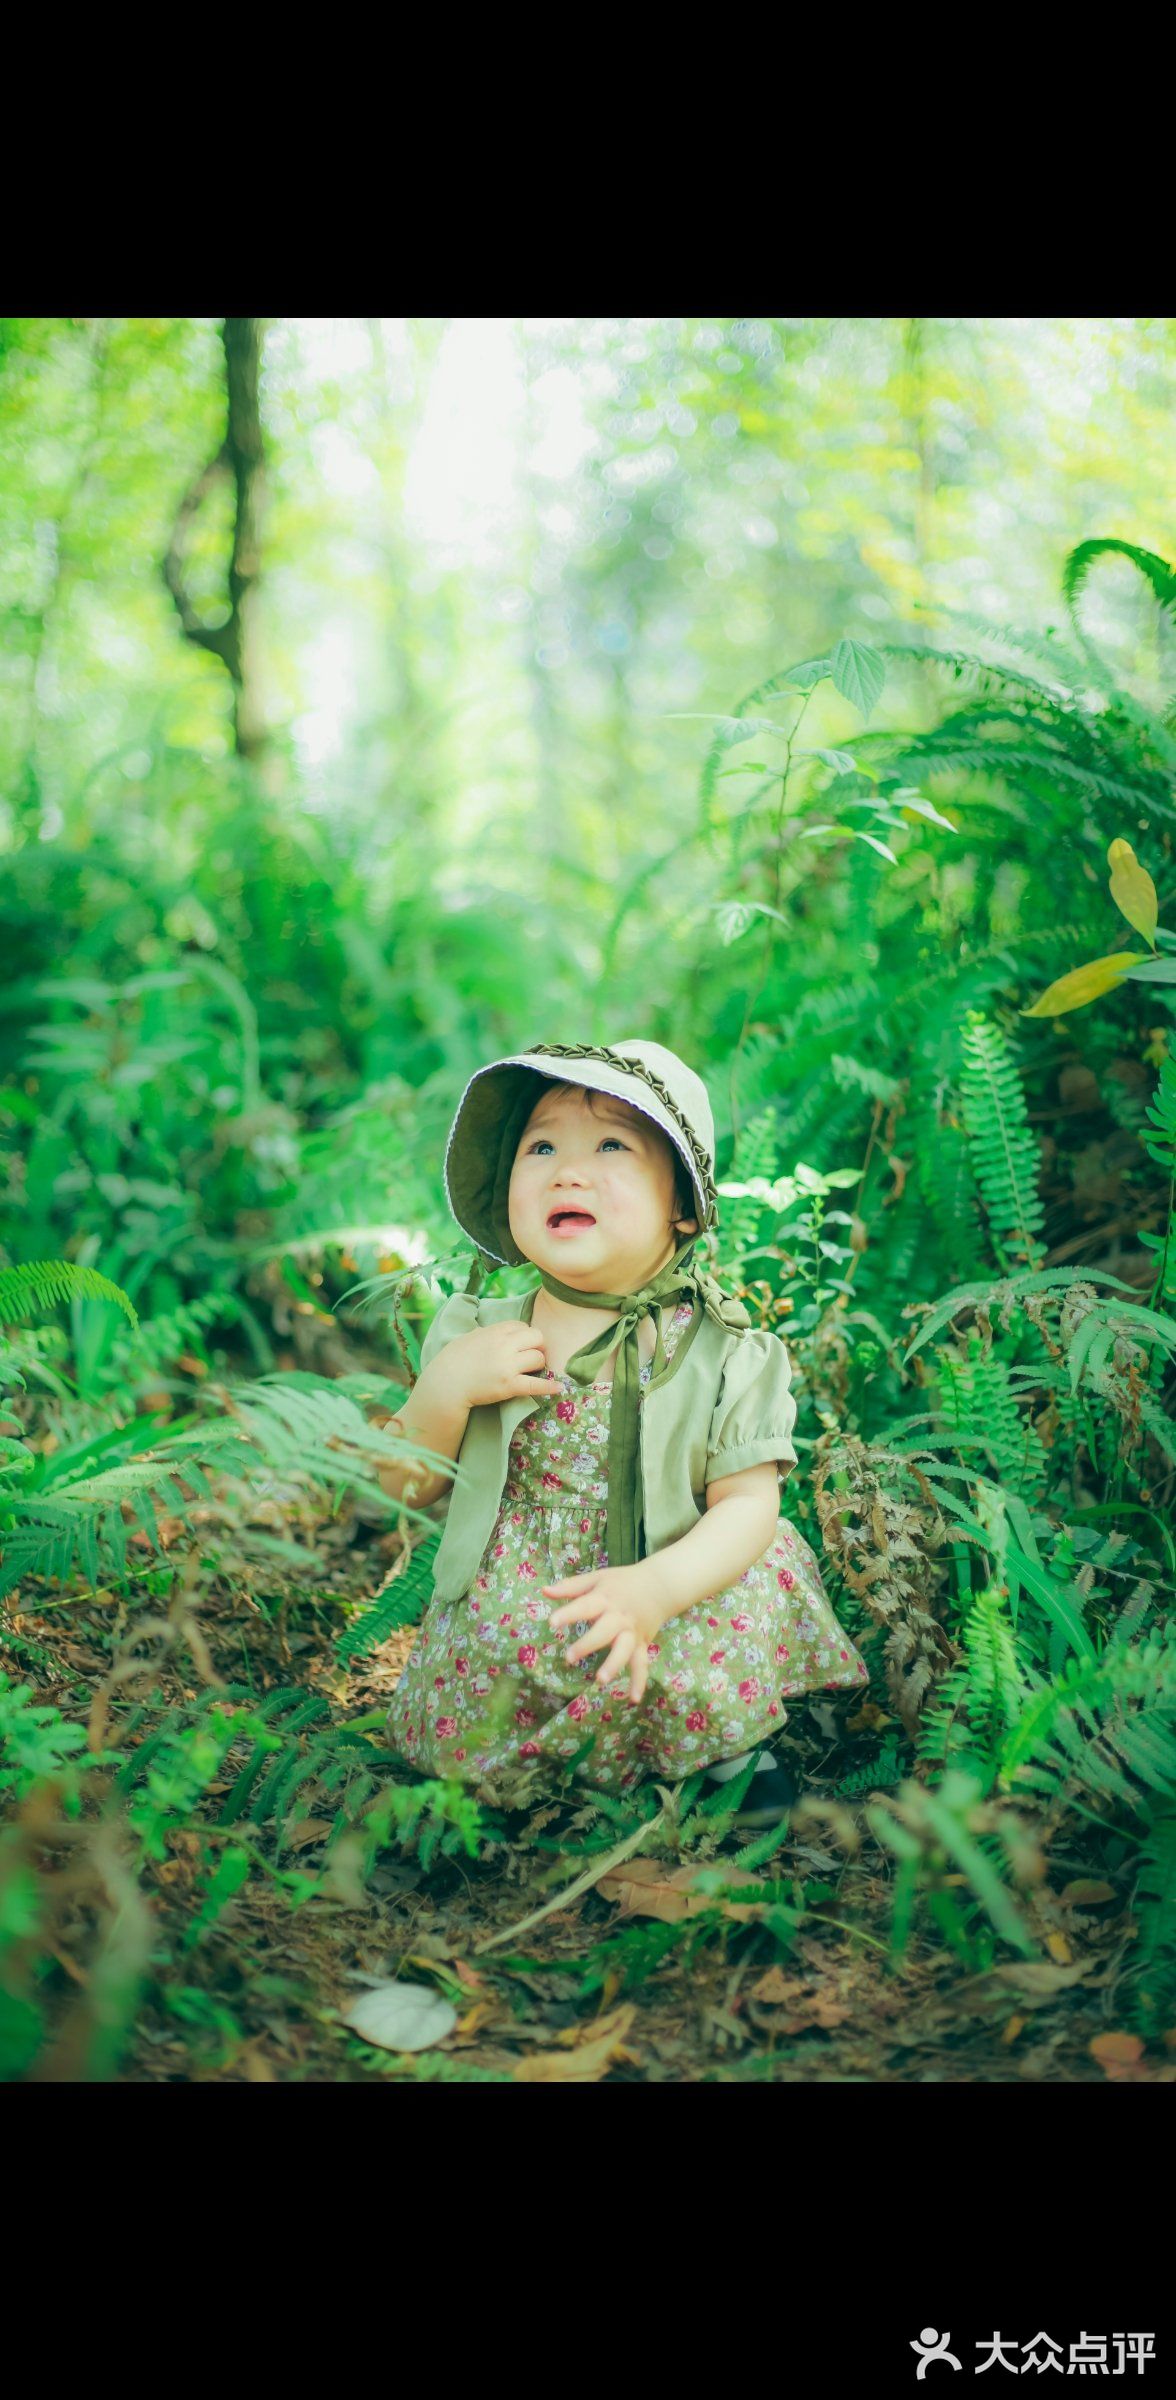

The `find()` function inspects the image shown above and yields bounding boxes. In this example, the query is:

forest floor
[5,1512,1171,2087]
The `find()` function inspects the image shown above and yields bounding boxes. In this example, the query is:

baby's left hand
[544,1564,669,1706]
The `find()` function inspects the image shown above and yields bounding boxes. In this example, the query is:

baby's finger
[566,1615,620,1665]
[595,1630,635,1687]
[546,1585,599,1624]
[549,1605,599,1633]
[627,1648,649,1706]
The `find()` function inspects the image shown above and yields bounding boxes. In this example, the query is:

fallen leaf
[285,1818,334,1850]
[513,2004,639,2083]
[989,1958,1094,1996]
[1045,1931,1074,1965]
[846,1702,893,1732]
[454,2000,498,2040]
[239,2043,278,2082]
[1059,1879,1117,1907]
[1090,2031,1144,2070]
[807,1702,842,1739]
[808,1992,853,2028]
[340,1979,457,2054]
[1001,2016,1026,2046]
[750,1967,806,2006]
[597,1855,765,1925]
[747,1968,850,2029]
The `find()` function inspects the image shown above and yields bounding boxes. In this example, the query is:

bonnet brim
[443,1042,719,1266]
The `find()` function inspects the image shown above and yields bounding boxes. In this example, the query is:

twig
[472,1801,667,1956]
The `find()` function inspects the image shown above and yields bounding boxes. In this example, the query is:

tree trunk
[163,316,268,761]
[901,316,935,576]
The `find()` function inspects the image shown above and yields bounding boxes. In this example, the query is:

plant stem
[472,1804,666,1955]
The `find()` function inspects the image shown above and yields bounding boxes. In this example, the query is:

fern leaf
[0,1260,138,1330]
[334,1528,443,1662]
[959,1017,1046,1269]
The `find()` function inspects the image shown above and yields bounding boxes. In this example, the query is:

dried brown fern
[812,1430,972,1740]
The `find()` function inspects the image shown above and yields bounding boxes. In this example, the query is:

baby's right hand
[431,1320,562,1410]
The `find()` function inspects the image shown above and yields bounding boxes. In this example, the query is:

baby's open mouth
[546,1209,597,1230]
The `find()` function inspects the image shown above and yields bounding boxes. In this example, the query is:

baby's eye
[526,1136,628,1154]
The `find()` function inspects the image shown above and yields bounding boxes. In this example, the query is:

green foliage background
[1,316,1174,2082]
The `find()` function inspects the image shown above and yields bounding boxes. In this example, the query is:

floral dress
[385,1299,869,1811]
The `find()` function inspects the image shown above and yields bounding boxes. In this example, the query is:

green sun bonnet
[440,1040,753,1570]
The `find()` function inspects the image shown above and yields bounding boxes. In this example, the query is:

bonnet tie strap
[535,1235,750,1571]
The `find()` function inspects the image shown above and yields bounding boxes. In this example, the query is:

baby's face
[508,1086,697,1291]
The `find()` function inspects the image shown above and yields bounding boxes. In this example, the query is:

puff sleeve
[416,1288,480,1379]
[705,1327,798,1488]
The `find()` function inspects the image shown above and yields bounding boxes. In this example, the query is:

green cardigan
[414,1283,799,1608]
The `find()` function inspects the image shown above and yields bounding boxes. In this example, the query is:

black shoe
[731,1759,800,1827]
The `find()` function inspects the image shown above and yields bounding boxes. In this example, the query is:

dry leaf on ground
[989,1958,1094,1998]
[340,1979,458,2053]
[513,2003,641,2082]
[285,1818,334,1850]
[1086,2030,1176,2083]
[596,1856,765,1925]
[1090,2031,1144,2069]
[748,1965,851,2027]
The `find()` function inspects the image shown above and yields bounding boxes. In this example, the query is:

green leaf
[1022,953,1148,1016]
[887,788,958,832]
[711,900,790,944]
[1004,1543,1096,1664]
[918,1784,1037,1957]
[852,830,899,864]
[1066,1311,1111,1395]
[797,747,865,776]
[713,902,756,944]
[1121,958,1176,985]
[1107,838,1159,949]
[830,639,886,720]
[770,657,831,693]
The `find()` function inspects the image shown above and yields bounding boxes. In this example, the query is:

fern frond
[997,1635,1176,1819]
[334,1527,444,1663]
[868,640,1082,711]
[0,1259,138,1330]
[876,739,1171,822]
[906,1061,981,1285]
[959,1015,1046,1269]
[1121,1805,1176,2037]
[1063,538,1176,624]
[1142,1048,1176,1175]
[908,602,1176,767]
[937,1335,1049,1500]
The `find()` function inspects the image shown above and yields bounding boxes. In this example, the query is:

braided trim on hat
[519,1041,719,1226]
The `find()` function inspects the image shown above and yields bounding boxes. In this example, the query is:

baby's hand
[544,1564,669,1706]
[434,1320,561,1410]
